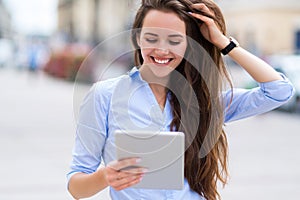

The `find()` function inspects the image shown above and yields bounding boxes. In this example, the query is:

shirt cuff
[259,73,295,102]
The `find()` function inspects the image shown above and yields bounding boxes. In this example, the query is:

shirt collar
[127,66,147,84]
[127,66,139,77]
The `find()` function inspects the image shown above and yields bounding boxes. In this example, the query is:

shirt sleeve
[67,82,110,181]
[223,74,295,123]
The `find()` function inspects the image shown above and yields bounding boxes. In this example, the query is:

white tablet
[115,130,185,190]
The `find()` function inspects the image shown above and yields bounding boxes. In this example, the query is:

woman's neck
[149,83,167,97]
[149,83,167,111]
[139,66,168,110]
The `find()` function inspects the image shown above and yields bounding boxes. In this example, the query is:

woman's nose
[155,47,169,55]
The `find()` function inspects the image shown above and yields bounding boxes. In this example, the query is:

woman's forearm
[68,168,108,199]
[228,46,282,83]
[214,35,282,83]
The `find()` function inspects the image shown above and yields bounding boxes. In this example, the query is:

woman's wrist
[214,35,230,50]
[94,167,109,189]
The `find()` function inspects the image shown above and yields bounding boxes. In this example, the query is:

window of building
[296,30,300,53]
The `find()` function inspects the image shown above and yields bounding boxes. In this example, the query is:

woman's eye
[145,38,157,43]
[169,40,181,45]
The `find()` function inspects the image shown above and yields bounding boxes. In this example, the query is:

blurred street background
[0,0,300,199]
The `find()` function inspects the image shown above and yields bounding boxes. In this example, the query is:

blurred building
[57,0,139,45]
[58,0,300,55]
[0,0,12,38]
[218,0,300,55]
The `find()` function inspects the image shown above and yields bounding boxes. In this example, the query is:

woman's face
[137,10,187,78]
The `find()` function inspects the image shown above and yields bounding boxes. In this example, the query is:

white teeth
[153,58,171,64]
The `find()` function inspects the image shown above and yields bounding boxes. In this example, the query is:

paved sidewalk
[0,69,110,200]
[220,112,300,200]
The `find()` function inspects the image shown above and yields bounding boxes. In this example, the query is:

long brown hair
[131,0,233,199]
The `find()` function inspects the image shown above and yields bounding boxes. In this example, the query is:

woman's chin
[149,65,174,78]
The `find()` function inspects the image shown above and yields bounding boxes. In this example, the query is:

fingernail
[142,168,149,173]
[188,12,193,15]
[136,158,141,163]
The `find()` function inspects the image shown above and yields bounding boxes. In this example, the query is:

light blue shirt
[68,67,294,200]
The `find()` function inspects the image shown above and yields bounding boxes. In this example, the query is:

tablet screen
[115,130,185,190]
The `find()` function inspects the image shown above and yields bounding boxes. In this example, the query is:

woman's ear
[136,33,141,47]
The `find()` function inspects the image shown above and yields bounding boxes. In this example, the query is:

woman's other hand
[104,157,147,191]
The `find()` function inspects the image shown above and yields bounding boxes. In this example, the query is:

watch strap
[221,38,238,55]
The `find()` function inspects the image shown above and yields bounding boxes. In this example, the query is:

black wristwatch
[221,37,239,55]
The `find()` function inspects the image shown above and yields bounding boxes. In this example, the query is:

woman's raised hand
[189,3,229,49]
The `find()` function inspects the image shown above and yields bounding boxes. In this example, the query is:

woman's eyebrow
[168,34,184,38]
[144,32,158,37]
[144,33,184,38]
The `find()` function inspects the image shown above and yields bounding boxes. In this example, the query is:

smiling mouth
[151,56,173,65]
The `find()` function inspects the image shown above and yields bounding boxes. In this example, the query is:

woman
[67,0,294,199]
